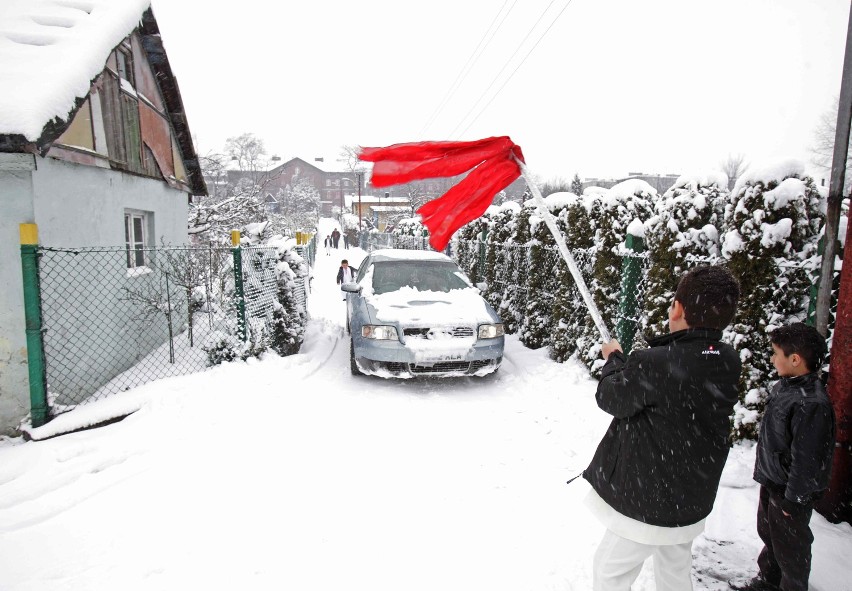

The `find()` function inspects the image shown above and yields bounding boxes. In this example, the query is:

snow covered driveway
[0,243,849,590]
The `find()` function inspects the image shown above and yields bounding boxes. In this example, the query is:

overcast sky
[153,0,850,183]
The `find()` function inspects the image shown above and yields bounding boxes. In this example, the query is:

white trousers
[593,528,694,591]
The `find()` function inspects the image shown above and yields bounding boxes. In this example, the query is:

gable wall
[50,31,190,193]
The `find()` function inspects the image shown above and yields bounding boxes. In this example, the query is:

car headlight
[478,323,505,339]
[362,325,399,340]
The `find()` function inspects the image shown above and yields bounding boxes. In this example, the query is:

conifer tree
[721,163,824,439]
[549,195,596,362]
[502,203,534,334]
[571,173,583,197]
[643,174,728,336]
[576,181,655,375]
[519,202,560,349]
[482,204,518,323]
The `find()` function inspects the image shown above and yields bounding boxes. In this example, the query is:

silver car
[342,249,504,377]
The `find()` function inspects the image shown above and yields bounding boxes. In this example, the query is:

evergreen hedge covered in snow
[451,161,833,441]
[721,162,824,438]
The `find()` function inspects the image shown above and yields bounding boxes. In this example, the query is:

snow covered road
[0,240,849,590]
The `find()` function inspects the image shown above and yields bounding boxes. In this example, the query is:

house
[342,194,412,231]
[0,2,206,433]
[582,172,681,195]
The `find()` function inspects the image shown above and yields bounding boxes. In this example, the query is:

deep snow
[0,230,850,590]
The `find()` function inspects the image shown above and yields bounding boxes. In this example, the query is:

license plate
[419,354,463,363]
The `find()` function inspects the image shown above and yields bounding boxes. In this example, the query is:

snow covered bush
[481,203,519,330]
[520,195,570,349]
[577,181,656,375]
[549,193,597,363]
[721,161,824,439]
[501,202,534,334]
[642,173,728,336]
[202,323,268,367]
[453,218,486,284]
[267,235,310,357]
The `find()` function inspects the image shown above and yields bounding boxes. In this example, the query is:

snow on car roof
[368,249,453,263]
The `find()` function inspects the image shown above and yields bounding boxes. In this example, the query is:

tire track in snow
[299,319,345,380]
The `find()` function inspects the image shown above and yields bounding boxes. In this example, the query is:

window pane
[134,249,145,268]
[124,215,131,243]
[133,217,143,240]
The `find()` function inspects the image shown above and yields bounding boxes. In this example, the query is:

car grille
[410,361,471,374]
[380,358,500,375]
[403,326,475,339]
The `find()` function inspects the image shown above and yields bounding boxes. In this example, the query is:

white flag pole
[515,158,612,343]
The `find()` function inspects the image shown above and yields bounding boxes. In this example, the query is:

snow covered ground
[1,231,850,590]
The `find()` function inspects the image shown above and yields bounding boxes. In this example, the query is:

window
[116,45,134,86]
[124,211,150,273]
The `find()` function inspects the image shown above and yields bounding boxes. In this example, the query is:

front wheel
[350,337,364,376]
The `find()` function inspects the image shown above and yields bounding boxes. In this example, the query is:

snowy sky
[152,0,850,183]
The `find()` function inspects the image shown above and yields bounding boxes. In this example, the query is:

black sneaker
[728,576,780,591]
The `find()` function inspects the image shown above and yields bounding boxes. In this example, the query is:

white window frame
[125,211,152,275]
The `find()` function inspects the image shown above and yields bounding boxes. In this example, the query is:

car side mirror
[341,282,361,293]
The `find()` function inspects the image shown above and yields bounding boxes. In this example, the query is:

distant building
[221,156,530,217]
[582,173,680,195]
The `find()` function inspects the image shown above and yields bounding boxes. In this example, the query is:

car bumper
[353,336,504,378]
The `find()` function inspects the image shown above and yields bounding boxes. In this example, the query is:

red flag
[358,137,524,250]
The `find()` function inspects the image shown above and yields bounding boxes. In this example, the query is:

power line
[419,0,518,137]
[456,0,575,139]
[448,0,560,139]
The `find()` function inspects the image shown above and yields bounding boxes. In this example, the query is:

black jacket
[753,372,835,513]
[336,265,357,284]
[583,328,741,527]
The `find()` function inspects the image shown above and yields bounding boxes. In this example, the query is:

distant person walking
[331,228,341,249]
[324,235,331,256]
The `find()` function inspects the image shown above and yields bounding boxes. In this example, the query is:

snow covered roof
[345,194,410,207]
[0,0,152,141]
[370,205,411,212]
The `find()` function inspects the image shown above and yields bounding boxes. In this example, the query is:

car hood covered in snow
[366,286,499,327]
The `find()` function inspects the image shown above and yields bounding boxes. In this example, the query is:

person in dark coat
[331,228,341,249]
[730,323,834,591]
[583,265,742,591]
[336,259,357,301]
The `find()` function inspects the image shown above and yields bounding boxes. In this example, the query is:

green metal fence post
[19,224,49,427]
[616,232,645,355]
[231,230,247,342]
[806,236,827,326]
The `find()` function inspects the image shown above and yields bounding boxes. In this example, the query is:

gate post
[19,223,49,427]
[616,231,645,355]
[231,230,247,342]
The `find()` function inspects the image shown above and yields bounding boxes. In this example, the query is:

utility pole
[815,1,852,525]
[816,3,852,335]
[356,172,362,230]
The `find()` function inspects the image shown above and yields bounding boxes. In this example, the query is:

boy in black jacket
[584,265,742,591]
[730,323,835,591]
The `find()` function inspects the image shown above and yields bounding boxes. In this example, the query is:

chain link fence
[36,244,279,415]
[365,232,432,252]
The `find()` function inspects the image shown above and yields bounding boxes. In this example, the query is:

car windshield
[371,261,470,294]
